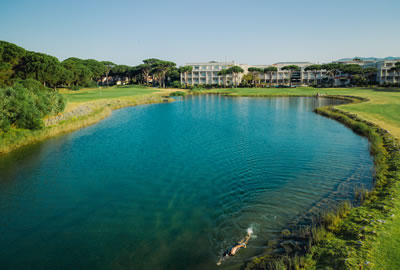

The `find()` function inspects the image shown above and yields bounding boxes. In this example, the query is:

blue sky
[1,0,399,66]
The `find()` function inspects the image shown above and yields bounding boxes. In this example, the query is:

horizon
[1,0,399,66]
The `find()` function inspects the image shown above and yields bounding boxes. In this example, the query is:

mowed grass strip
[60,85,161,103]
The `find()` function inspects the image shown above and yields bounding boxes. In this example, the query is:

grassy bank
[0,86,173,154]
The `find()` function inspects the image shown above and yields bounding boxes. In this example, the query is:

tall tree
[304,64,322,85]
[247,67,263,87]
[218,69,228,88]
[151,60,176,88]
[263,66,278,87]
[321,63,345,85]
[134,64,151,85]
[0,41,26,86]
[341,64,364,85]
[62,58,93,87]
[362,67,378,86]
[227,66,244,88]
[17,51,62,88]
[101,61,115,86]
[281,65,300,87]
[178,66,193,88]
[83,59,106,83]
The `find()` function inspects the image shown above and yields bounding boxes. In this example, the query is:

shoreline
[0,93,173,154]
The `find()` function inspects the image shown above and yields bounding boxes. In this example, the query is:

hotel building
[180,57,400,86]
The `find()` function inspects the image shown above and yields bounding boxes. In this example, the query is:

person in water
[216,230,252,266]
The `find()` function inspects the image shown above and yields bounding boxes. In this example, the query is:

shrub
[0,81,65,131]
[171,80,184,89]
[84,80,98,88]
[69,85,81,91]
[169,91,187,96]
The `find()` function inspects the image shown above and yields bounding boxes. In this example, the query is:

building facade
[376,60,400,85]
[180,61,238,86]
[180,57,400,86]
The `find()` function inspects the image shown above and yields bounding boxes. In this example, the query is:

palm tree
[218,69,228,88]
[281,65,300,87]
[304,65,322,86]
[264,66,278,88]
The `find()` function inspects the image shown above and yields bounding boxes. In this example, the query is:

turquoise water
[0,96,373,270]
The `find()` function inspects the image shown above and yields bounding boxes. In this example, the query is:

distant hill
[337,56,400,62]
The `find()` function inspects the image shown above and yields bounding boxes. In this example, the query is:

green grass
[369,184,400,270]
[61,85,161,103]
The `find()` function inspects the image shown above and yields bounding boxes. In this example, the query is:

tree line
[240,63,380,88]
[0,40,181,90]
[0,40,182,133]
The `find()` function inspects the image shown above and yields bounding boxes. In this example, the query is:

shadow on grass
[371,87,400,93]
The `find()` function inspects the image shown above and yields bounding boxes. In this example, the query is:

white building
[180,57,400,86]
[180,61,239,86]
[376,60,399,85]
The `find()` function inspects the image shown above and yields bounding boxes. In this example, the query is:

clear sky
[1,0,399,66]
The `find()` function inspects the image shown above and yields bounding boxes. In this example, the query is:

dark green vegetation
[0,79,65,131]
[0,40,180,90]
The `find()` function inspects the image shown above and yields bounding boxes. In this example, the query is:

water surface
[0,96,373,269]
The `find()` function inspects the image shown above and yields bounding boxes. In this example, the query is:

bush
[69,85,81,91]
[84,80,98,88]
[170,91,187,96]
[171,80,184,89]
[0,81,66,131]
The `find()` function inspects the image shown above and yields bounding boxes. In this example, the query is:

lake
[0,95,373,270]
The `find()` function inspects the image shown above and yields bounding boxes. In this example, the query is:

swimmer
[216,229,252,266]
